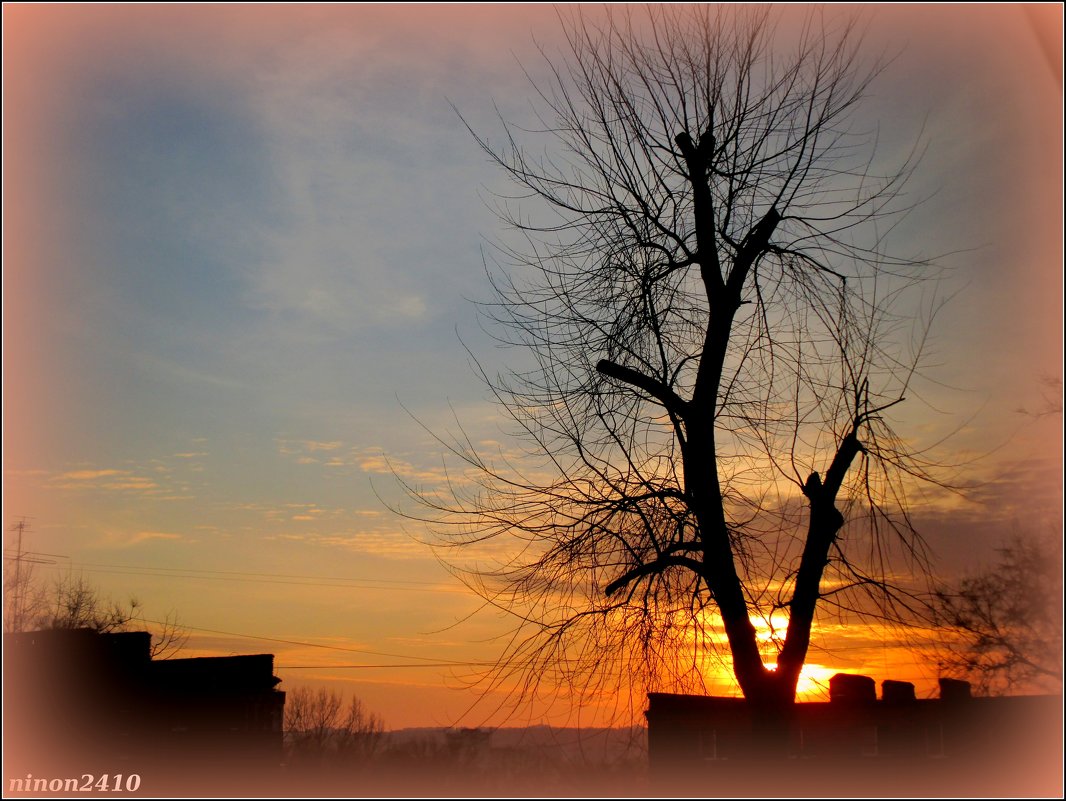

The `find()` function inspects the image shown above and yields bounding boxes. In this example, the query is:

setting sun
[765,663,838,701]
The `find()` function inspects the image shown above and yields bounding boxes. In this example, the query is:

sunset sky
[4,5,1062,729]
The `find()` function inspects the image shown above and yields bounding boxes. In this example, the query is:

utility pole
[5,518,30,631]
[4,517,58,632]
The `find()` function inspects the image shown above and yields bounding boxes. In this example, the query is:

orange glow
[690,613,942,702]
[763,662,837,701]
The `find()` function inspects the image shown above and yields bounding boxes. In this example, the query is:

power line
[143,618,486,666]
[21,554,928,670]
[2,550,68,559]
[15,553,492,667]
[2,556,57,565]
[67,561,443,586]
[36,561,473,595]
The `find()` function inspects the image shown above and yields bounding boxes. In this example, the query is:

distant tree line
[284,686,385,767]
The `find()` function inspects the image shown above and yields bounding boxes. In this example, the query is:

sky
[3,4,1062,730]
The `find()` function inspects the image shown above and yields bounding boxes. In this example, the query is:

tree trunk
[691,427,864,755]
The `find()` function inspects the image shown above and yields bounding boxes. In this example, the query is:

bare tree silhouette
[16,571,188,659]
[405,6,945,728]
[934,376,1063,695]
[1015,374,1063,419]
[935,533,1063,695]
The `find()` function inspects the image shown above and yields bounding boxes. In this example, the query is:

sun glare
[690,612,845,700]
[763,662,837,700]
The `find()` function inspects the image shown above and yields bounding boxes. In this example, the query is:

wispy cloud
[37,446,213,500]
[275,440,453,483]
[57,469,127,481]
[96,529,185,548]
[131,351,246,391]
[277,438,345,455]
[50,469,160,493]
[272,529,430,559]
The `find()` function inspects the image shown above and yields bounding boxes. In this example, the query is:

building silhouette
[645,674,1062,794]
[4,628,285,781]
